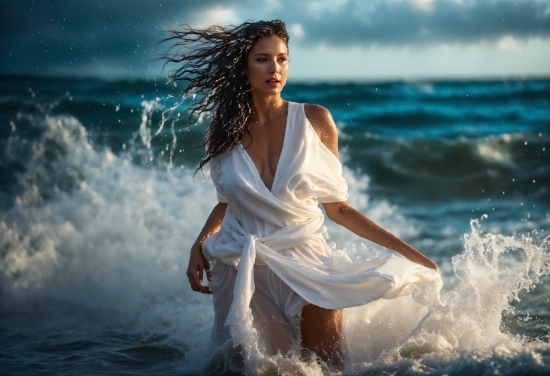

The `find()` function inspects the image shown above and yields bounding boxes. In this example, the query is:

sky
[1,0,549,81]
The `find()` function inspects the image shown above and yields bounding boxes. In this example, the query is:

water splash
[1,108,549,375]
[138,98,160,158]
[342,218,550,374]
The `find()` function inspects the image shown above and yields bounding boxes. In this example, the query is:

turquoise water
[0,75,549,375]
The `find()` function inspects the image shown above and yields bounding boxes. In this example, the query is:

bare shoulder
[304,104,339,157]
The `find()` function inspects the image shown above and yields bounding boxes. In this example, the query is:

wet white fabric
[210,262,305,356]
[202,102,442,355]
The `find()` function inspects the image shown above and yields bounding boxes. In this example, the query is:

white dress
[202,102,441,361]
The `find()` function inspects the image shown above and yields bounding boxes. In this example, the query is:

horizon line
[1,72,549,84]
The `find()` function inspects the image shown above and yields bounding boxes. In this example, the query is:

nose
[269,58,279,73]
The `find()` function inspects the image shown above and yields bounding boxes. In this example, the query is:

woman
[163,20,440,369]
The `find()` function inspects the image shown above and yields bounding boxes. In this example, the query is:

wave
[0,108,549,374]
[289,79,550,102]
[3,76,548,132]
[339,130,550,206]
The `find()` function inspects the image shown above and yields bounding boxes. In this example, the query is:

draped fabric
[202,102,441,354]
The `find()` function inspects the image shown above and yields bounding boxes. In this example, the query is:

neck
[249,93,286,125]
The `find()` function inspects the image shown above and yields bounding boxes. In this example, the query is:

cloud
[496,35,522,53]
[281,0,550,47]
[0,0,548,77]
[0,0,246,76]
[290,23,305,38]
[192,6,241,27]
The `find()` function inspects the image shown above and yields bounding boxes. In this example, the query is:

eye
[256,57,267,62]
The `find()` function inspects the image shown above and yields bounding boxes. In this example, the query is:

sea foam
[1,104,549,375]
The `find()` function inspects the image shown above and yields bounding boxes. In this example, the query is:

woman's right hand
[185,202,227,294]
[417,256,442,279]
[186,245,212,294]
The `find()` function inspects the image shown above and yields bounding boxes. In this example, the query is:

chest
[240,114,287,190]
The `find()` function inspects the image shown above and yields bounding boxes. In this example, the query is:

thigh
[250,285,296,355]
[210,261,238,346]
[251,265,305,354]
[300,304,344,367]
[301,305,343,341]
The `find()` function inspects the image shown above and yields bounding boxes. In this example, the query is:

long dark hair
[160,19,289,172]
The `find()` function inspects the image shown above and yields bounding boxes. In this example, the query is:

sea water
[0,76,549,375]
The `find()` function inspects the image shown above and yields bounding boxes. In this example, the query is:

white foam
[339,218,549,374]
[1,111,549,374]
[477,140,512,164]
[0,114,216,348]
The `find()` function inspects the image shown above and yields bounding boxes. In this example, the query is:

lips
[267,78,281,87]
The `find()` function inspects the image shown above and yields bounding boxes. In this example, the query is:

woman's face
[244,35,289,97]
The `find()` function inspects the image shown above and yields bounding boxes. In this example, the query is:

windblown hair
[161,19,289,172]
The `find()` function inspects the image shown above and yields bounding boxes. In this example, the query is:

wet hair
[161,19,289,172]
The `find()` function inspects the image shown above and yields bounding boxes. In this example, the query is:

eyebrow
[253,52,288,57]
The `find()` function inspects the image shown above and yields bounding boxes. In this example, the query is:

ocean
[0,75,549,375]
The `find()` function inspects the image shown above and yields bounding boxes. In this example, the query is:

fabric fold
[204,212,327,347]
[202,101,442,353]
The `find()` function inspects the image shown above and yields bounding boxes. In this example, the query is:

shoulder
[210,147,233,169]
[303,104,339,158]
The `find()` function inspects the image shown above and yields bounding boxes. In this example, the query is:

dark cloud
[0,0,245,76]
[1,0,548,77]
[281,0,550,47]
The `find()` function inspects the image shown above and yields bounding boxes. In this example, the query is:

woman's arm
[187,202,228,294]
[323,201,439,270]
[304,104,439,271]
